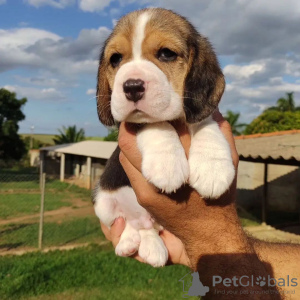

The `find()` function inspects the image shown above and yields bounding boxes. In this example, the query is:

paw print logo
[256,276,266,286]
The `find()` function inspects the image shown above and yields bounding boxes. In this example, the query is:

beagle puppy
[93,8,235,267]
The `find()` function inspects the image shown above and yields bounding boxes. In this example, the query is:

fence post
[38,173,46,250]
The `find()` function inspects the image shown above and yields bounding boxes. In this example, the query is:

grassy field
[0,169,260,299]
[20,134,56,145]
[0,244,196,300]
[0,216,103,249]
[0,178,91,220]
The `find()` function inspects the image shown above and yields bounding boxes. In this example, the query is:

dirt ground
[1,197,300,256]
[0,198,94,226]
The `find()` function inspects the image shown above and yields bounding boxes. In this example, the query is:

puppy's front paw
[138,231,168,267]
[115,232,141,257]
[189,157,235,199]
[142,149,189,193]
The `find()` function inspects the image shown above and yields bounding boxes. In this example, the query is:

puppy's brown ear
[96,44,115,126]
[184,35,225,123]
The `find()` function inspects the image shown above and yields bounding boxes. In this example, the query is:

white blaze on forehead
[132,12,151,60]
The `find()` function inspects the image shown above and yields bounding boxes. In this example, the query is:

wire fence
[0,172,105,254]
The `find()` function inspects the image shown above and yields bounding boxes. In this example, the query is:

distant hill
[21,134,56,146]
[20,134,104,147]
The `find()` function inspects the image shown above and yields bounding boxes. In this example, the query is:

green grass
[0,192,72,219]
[0,244,195,300]
[20,134,56,145]
[0,178,91,220]
[0,177,91,196]
[0,216,103,249]
[237,206,260,227]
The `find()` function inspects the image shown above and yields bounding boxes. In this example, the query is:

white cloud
[0,28,60,48]
[25,0,75,8]
[3,85,66,101]
[19,22,30,27]
[0,26,110,75]
[221,78,300,123]
[0,0,6,5]
[79,0,112,12]
[86,88,96,95]
[224,64,265,81]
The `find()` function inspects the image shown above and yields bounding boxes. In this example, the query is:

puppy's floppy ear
[96,42,115,126]
[184,34,225,123]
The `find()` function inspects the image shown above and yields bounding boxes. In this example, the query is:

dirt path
[0,241,109,256]
[0,198,94,226]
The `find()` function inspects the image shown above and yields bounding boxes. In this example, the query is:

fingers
[118,121,191,172]
[110,217,126,247]
[100,221,112,241]
[100,217,126,248]
[213,110,239,169]
[169,120,191,156]
[119,151,158,207]
[118,122,142,172]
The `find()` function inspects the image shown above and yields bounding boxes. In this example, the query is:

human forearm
[251,238,300,299]
[180,202,283,299]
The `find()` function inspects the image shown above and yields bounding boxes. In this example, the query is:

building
[40,141,117,189]
[39,131,300,224]
[236,130,300,223]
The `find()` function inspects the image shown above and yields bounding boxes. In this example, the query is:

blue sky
[0,0,299,137]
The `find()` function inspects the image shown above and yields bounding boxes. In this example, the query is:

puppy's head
[97,8,225,126]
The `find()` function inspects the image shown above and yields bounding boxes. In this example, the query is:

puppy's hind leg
[138,228,168,267]
[115,222,141,257]
[93,189,124,228]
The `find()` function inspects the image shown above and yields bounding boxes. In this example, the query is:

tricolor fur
[94,8,235,267]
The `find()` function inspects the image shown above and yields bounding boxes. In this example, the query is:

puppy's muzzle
[123,79,145,103]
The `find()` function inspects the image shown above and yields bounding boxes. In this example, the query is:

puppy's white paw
[142,150,189,193]
[115,232,141,257]
[138,230,168,267]
[189,157,235,199]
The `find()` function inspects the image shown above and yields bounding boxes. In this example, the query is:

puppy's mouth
[125,109,158,123]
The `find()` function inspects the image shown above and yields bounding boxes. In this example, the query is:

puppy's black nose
[123,79,145,102]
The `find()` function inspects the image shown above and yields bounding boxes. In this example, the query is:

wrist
[179,205,251,269]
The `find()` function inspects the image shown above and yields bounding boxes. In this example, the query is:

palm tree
[265,92,298,112]
[224,110,247,136]
[53,125,85,144]
[276,92,295,112]
[103,129,118,141]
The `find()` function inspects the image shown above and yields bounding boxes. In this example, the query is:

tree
[244,110,300,135]
[0,88,27,161]
[224,110,247,136]
[265,92,298,112]
[53,125,85,144]
[103,128,118,141]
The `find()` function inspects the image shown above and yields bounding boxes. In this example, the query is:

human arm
[101,113,300,299]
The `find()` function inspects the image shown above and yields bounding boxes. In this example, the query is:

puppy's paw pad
[138,235,168,267]
[142,151,189,193]
[115,234,141,257]
[189,158,235,199]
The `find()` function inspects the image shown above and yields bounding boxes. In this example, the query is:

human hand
[100,217,190,266]
[101,111,239,268]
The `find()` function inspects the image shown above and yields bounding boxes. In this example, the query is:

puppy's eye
[157,48,177,62]
[110,53,122,68]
